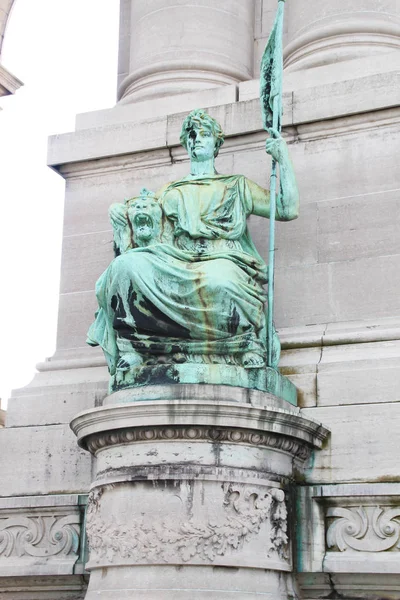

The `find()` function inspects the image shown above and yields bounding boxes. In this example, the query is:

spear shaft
[267,95,280,367]
[260,0,286,367]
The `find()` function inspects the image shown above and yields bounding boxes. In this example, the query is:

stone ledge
[298,573,400,600]
[70,396,328,455]
[0,575,88,600]
[75,84,238,131]
[52,105,400,178]
[47,65,400,168]
[4,317,397,428]
[36,316,400,371]
[109,364,298,406]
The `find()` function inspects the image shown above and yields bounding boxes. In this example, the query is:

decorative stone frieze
[86,482,289,567]
[85,425,312,461]
[0,513,79,559]
[327,505,400,553]
[0,495,86,577]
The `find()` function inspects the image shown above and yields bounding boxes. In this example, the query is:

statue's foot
[117,352,143,372]
[242,352,265,369]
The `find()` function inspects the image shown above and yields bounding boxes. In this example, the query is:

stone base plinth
[70,387,328,599]
[84,566,292,599]
[111,365,298,406]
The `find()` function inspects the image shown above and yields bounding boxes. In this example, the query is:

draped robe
[88,175,270,374]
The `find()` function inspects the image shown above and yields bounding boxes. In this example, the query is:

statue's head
[127,188,162,247]
[180,109,225,160]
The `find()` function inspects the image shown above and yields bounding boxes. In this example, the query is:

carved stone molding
[296,483,400,584]
[0,495,86,577]
[0,575,88,600]
[327,505,400,553]
[86,483,289,566]
[86,425,311,461]
[71,399,328,458]
[0,514,80,559]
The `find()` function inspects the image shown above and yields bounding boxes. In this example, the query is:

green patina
[87,106,299,404]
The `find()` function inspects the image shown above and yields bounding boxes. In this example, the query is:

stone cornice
[0,63,22,97]
[70,399,329,455]
[48,66,400,171]
[53,106,400,179]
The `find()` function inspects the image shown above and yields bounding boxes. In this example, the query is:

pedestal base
[71,387,328,599]
[111,365,298,406]
[85,565,294,599]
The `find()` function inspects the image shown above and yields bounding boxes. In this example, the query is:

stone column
[71,385,328,599]
[118,0,255,104]
[284,1,400,71]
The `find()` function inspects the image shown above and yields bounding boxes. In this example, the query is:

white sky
[0,0,119,407]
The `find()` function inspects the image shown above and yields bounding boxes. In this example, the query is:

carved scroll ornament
[327,506,400,553]
[0,514,80,558]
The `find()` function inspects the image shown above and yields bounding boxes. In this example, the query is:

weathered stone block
[302,403,400,484]
[0,425,92,497]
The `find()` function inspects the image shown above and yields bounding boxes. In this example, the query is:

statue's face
[187,126,216,162]
[127,197,162,245]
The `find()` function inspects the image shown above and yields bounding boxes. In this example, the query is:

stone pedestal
[71,386,328,599]
[118,0,254,103]
[284,1,400,71]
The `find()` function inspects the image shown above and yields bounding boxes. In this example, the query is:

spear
[260,0,286,368]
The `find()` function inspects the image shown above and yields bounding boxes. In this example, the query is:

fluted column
[284,1,400,71]
[118,0,255,104]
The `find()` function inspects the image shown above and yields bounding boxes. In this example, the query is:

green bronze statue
[87,109,299,398]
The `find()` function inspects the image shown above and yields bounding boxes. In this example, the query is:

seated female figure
[88,109,299,391]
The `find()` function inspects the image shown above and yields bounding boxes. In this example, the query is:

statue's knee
[210,261,237,290]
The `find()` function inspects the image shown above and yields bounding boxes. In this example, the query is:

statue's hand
[265,128,288,163]
[109,203,128,228]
